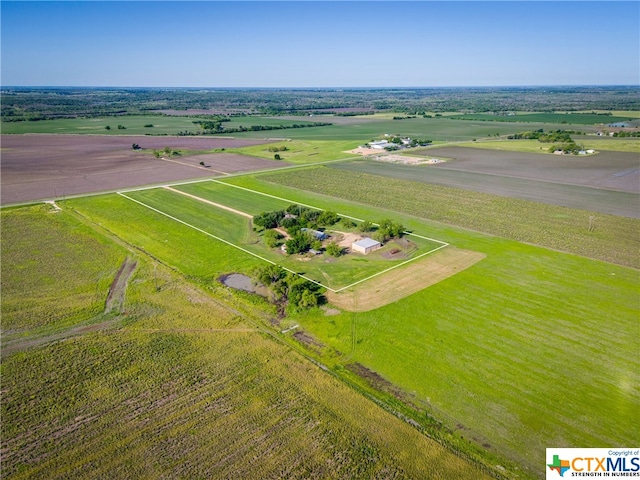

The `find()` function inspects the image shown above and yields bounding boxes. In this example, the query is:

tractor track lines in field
[163,186,253,218]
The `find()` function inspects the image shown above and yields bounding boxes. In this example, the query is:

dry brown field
[1,135,280,204]
[326,247,486,312]
[421,146,640,193]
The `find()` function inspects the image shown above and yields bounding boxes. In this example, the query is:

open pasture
[56,172,639,479]
[256,167,640,269]
[0,204,126,340]
[418,146,640,193]
[458,137,640,154]
[0,134,279,204]
[0,114,328,136]
[1,208,491,480]
[229,139,362,164]
[229,173,639,478]
[450,112,639,125]
[227,115,607,141]
[120,181,448,292]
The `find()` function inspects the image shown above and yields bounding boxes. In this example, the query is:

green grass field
[0,115,331,136]
[229,139,362,164]
[458,137,640,153]
[4,172,638,479]
[58,172,640,478]
[3,115,638,479]
[218,173,639,478]
[226,116,609,142]
[450,112,638,125]
[256,166,640,269]
[120,181,445,291]
[2,207,492,479]
[0,204,126,337]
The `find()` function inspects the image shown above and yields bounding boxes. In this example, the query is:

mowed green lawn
[122,183,444,290]
[172,180,294,215]
[229,139,362,164]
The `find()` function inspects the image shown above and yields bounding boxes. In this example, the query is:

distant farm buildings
[368,140,390,149]
[352,237,382,254]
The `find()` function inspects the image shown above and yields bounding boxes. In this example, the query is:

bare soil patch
[347,363,407,402]
[1,134,278,204]
[419,146,640,193]
[181,153,281,173]
[326,247,486,312]
[105,257,137,314]
[1,319,122,357]
[347,147,384,156]
[329,230,362,250]
[293,330,324,348]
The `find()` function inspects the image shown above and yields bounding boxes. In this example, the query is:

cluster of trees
[548,143,582,154]
[252,264,323,310]
[152,146,181,158]
[356,218,404,242]
[254,204,338,232]
[334,111,375,117]
[254,205,341,256]
[612,130,640,137]
[373,218,405,243]
[192,117,231,132]
[507,129,581,142]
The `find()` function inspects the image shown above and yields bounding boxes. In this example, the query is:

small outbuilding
[352,237,382,254]
[301,228,328,240]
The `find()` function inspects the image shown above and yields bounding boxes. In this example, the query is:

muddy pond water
[220,273,270,297]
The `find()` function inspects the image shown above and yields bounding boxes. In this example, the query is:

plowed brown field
[1,135,279,204]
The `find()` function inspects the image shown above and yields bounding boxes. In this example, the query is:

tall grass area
[258,167,640,269]
[1,204,126,337]
[1,207,492,479]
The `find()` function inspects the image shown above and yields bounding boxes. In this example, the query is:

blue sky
[2,1,638,87]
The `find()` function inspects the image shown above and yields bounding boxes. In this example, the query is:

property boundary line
[117,181,450,293]
[117,191,333,292]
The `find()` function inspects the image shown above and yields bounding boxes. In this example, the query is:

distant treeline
[2,86,639,121]
[508,129,583,142]
[178,120,332,136]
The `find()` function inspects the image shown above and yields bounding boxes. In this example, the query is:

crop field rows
[117,179,449,293]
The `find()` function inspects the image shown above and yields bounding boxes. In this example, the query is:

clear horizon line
[3,84,639,90]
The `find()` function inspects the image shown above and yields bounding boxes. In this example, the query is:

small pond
[220,273,270,297]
